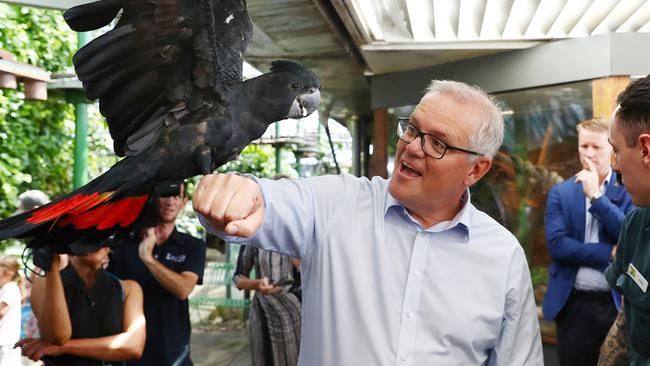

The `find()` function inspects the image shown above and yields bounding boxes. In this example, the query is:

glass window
[474,81,592,268]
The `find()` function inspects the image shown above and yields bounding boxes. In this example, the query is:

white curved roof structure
[336,0,650,73]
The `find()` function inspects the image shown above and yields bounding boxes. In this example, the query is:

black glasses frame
[396,117,482,159]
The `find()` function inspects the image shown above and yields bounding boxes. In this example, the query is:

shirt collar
[168,227,180,242]
[385,189,471,242]
[603,168,612,188]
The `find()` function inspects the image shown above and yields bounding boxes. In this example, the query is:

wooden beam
[368,108,389,178]
[48,76,82,90]
[311,0,368,70]
[329,0,369,46]
[0,49,49,99]
[592,75,630,119]
[0,59,50,82]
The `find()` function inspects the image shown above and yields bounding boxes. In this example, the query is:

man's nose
[405,136,426,157]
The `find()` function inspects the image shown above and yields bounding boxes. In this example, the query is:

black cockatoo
[0,0,320,255]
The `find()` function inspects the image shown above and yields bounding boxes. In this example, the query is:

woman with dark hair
[16,243,146,366]
[234,245,301,366]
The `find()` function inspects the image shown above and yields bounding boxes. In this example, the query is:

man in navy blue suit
[543,118,634,366]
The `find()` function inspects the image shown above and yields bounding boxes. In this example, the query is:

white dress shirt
[200,174,543,366]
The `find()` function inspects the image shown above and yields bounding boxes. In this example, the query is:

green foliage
[0,5,76,72]
[319,140,348,175]
[0,5,82,251]
[84,103,117,179]
[0,4,78,209]
[0,89,75,211]
[530,266,548,287]
[217,144,276,178]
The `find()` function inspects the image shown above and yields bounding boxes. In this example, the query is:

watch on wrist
[590,191,603,204]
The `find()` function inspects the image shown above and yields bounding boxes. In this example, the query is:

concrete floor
[191,330,251,366]
[190,329,560,366]
[187,267,560,366]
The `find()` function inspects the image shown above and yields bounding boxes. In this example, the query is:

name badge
[627,263,648,293]
[165,253,186,263]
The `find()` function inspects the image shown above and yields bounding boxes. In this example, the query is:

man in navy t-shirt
[109,180,206,366]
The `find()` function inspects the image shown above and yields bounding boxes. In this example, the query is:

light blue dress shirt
[575,169,612,291]
[200,174,543,366]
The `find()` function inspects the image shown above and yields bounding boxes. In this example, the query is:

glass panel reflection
[475,80,592,268]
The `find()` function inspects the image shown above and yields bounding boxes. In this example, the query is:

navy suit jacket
[542,172,634,321]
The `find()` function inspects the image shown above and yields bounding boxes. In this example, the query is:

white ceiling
[336,0,650,74]
[7,0,649,115]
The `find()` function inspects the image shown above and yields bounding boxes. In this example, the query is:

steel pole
[72,32,89,188]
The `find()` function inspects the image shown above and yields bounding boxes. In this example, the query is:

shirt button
[400,352,407,361]
[407,311,414,318]
[413,269,421,276]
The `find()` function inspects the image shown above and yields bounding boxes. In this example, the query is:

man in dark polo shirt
[109,180,206,366]
[598,75,650,366]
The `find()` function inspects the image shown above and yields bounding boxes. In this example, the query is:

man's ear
[640,134,650,168]
[465,157,493,187]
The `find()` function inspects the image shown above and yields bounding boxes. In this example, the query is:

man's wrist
[141,254,156,266]
[590,191,603,203]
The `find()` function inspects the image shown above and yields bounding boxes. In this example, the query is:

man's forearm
[598,308,629,366]
[34,270,72,345]
[548,238,612,270]
[143,258,196,300]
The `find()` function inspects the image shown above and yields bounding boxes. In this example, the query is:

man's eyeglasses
[396,118,482,159]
